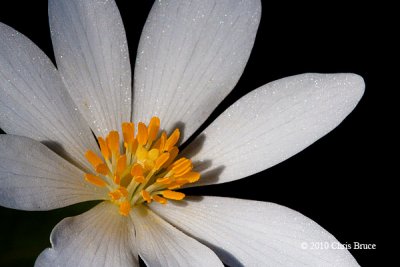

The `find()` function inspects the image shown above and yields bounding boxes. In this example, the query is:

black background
[0,0,387,266]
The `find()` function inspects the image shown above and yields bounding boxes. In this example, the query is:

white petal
[131,206,223,267]
[0,135,106,210]
[49,0,131,136]
[133,0,261,141]
[0,23,99,171]
[35,202,138,267]
[150,196,359,267]
[183,73,365,186]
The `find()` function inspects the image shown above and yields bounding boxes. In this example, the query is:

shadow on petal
[175,222,244,267]
[41,140,86,171]
[41,140,67,157]
[164,196,204,208]
[198,165,225,185]
[182,133,226,186]
[182,133,206,158]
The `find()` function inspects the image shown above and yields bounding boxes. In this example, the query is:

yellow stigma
[83,117,200,216]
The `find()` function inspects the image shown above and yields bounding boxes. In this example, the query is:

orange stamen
[162,190,185,200]
[85,173,107,187]
[155,152,170,170]
[119,201,131,216]
[98,137,110,160]
[122,122,135,144]
[152,195,167,204]
[164,129,180,151]
[141,190,151,203]
[137,122,148,145]
[107,131,120,154]
[147,116,160,144]
[85,150,104,169]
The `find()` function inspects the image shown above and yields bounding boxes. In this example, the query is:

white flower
[0,0,364,266]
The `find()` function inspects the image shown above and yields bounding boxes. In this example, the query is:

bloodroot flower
[0,0,364,266]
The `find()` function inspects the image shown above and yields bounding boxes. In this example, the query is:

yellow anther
[152,195,167,204]
[134,176,145,183]
[162,190,185,200]
[122,122,135,144]
[156,177,172,185]
[171,158,186,167]
[144,160,155,171]
[109,191,121,200]
[95,163,109,175]
[107,131,120,154]
[165,129,180,151]
[148,149,159,161]
[175,167,192,177]
[131,139,138,154]
[172,158,193,176]
[109,187,128,201]
[164,146,179,167]
[180,171,201,183]
[85,173,107,187]
[173,158,192,170]
[131,163,144,177]
[147,116,160,144]
[98,137,110,160]
[137,122,148,145]
[85,150,104,169]
[119,201,131,216]
[136,145,148,160]
[154,131,167,151]
[167,179,189,190]
[116,155,127,176]
[167,184,180,190]
[155,152,170,170]
[177,167,192,177]
[141,190,151,203]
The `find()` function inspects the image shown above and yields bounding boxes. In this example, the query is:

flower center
[84,117,200,216]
